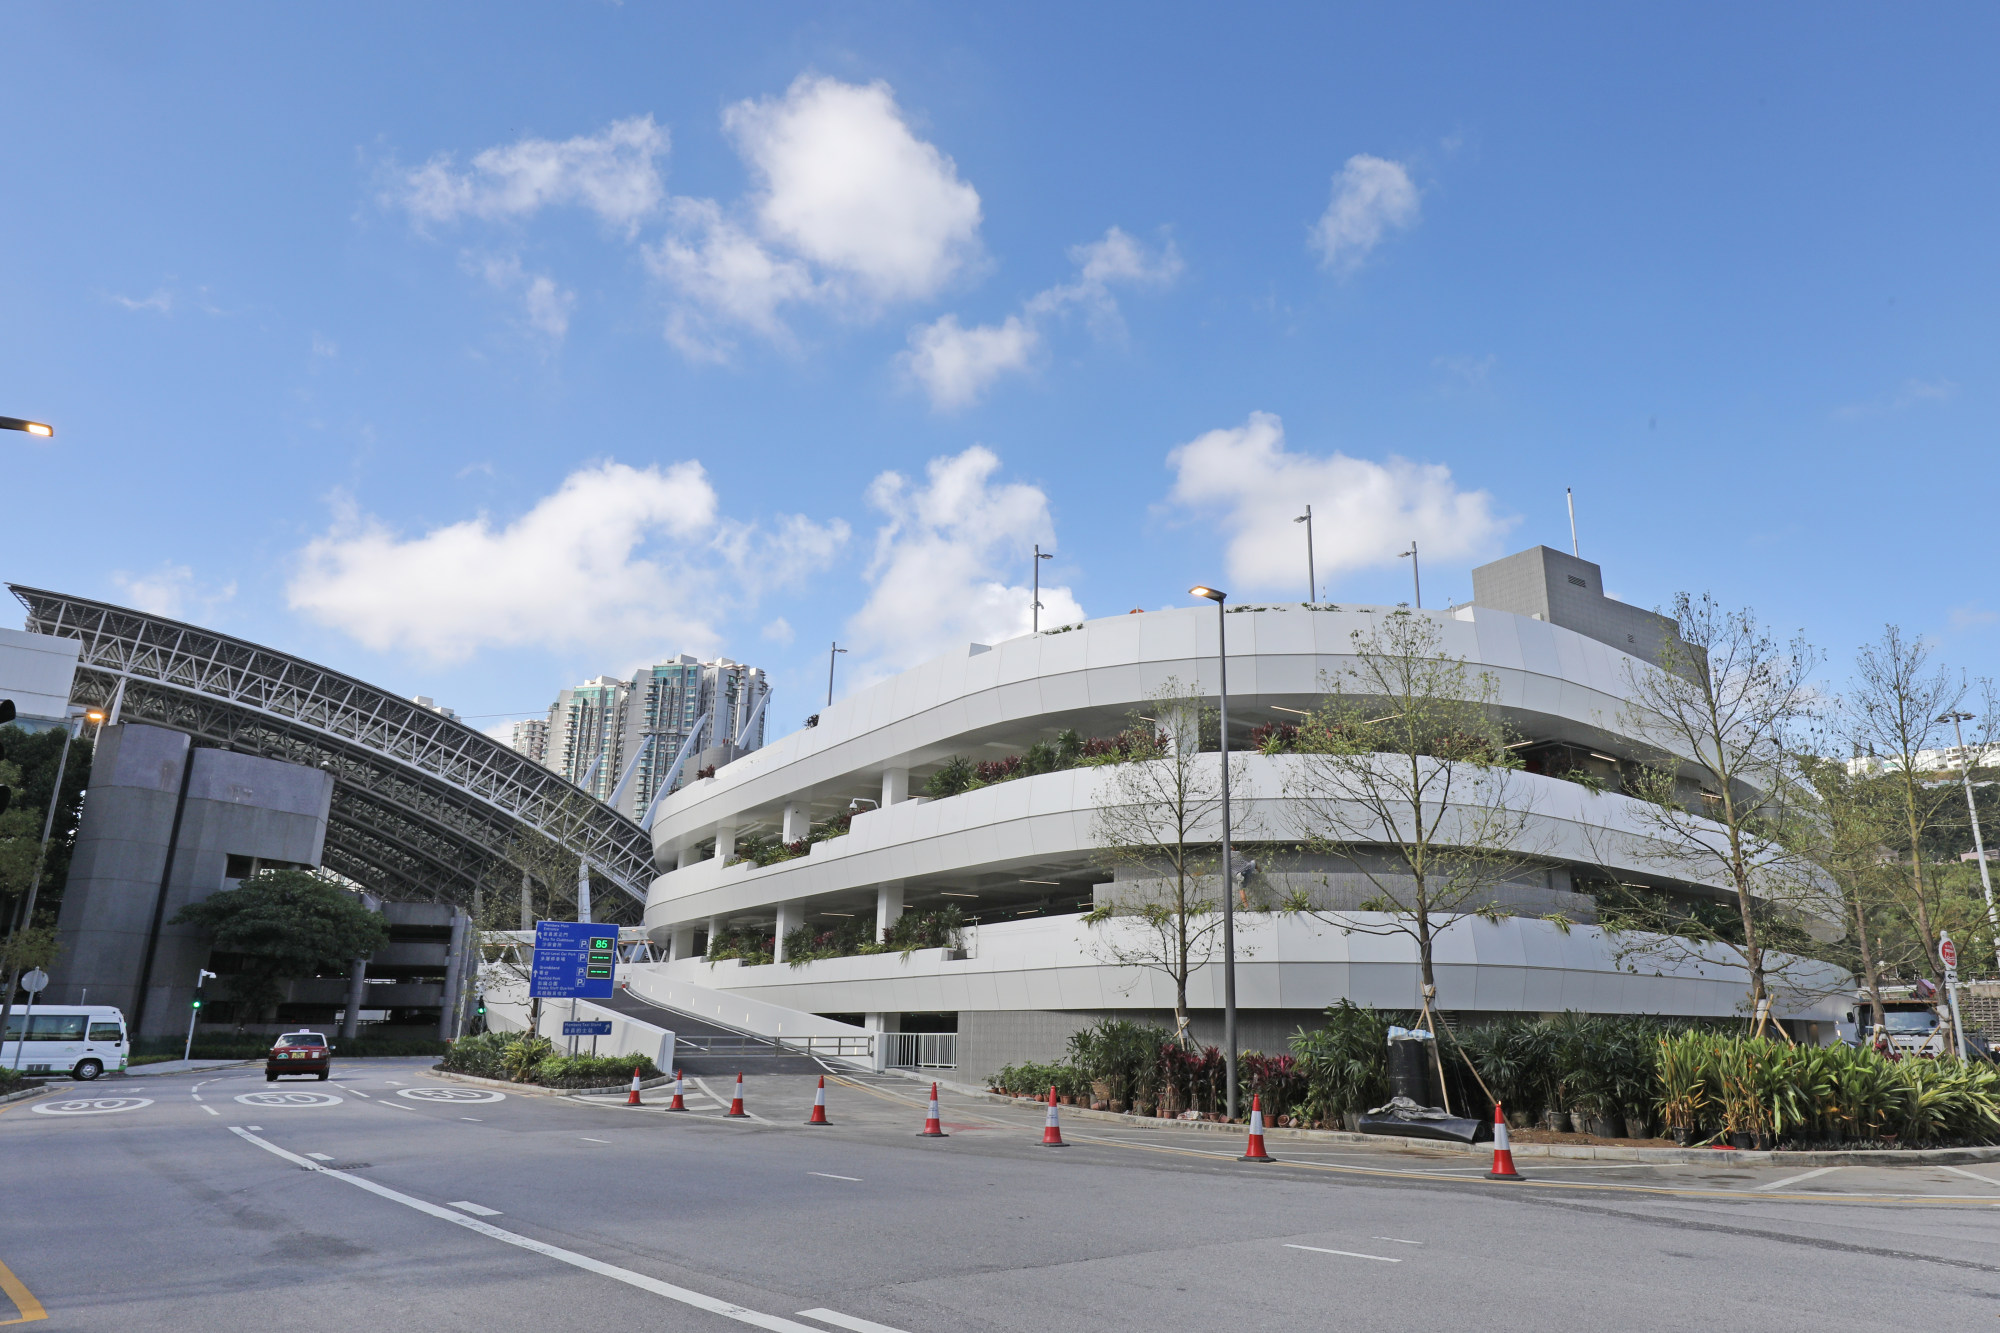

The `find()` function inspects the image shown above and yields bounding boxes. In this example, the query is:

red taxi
[265,1030,333,1081]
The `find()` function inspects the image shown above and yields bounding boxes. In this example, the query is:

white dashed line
[461,1117,483,1122]
[447,1201,502,1216]
[808,1173,861,1182]
[1285,1244,1400,1263]
[229,1127,863,1333]
[201,1105,219,1116]
[1371,1236,1423,1245]
[581,1137,611,1144]
[1752,1167,1843,1192]
[308,1153,334,1161]
[1942,1165,2000,1188]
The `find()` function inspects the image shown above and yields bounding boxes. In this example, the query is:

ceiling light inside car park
[940,891,978,898]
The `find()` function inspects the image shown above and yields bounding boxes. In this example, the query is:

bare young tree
[1609,593,1831,1018]
[1083,683,1250,1046]
[1797,751,1898,1023]
[1847,626,1971,966]
[1281,610,1542,1008]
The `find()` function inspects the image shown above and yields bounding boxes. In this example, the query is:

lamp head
[1189,585,1227,603]
[1939,711,1975,724]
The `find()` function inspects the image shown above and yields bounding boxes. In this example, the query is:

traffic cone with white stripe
[1040,1085,1067,1147]
[1486,1103,1522,1180]
[1238,1094,1274,1162]
[918,1082,947,1137]
[666,1069,687,1111]
[725,1072,748,1118]
[626,1067,644,1106]
[805,1076,830,1125]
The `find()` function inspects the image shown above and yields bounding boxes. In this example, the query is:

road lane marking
[234,1091,342,1109]
[1371,1237,1423,1245]
[581,1137,611,1144]
[0,1256,48,1325]
[461,1117,483,1122]
[228,1127,863,1333]
[799,1309,913,1333]
[808,1173,861,1182]
[1942,1165,2000,1187]
[692,1077,772,1125]
[1752,1166,1843,1192]
[201,1106,219,1116]
[190,1094,201,1102]
[308,1153,334,1161]
[1285,1244,1400,1263]
[446,1201,502,1216]
[399,1087,505,1104]
[31,1098,153,1116]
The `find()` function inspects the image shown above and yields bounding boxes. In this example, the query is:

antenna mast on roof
[1566,487,1579,557]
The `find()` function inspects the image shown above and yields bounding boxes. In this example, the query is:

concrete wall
[1471,546,1682,666]
[0,627,81,731]
[960,1008,1333,1083]
[51,723,336,1037]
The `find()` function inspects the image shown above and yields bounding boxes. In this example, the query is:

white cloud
[470,254,577,340]
[112,563,236,620]
[903,226,1180,410]
[1165,411,1511,594]
[1311,154,1420,273]
[643,198,817,358]
[848,446,1082,673]
[900,315,1040,411]
[725,75,982,305]
[762,617,795,645]
[395,115,669,235]
[111,288,174,314]
[288,461,846,665]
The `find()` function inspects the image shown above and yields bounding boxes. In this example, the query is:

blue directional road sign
[531,921,617,999]
[562,1021,614,1037]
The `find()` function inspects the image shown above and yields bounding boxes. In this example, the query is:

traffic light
[475,995,486,1016]
[190,997,204,1011]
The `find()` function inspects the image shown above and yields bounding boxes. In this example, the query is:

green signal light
[190,998,204,1009]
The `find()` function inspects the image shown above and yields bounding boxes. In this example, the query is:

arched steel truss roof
[10,586,652,908]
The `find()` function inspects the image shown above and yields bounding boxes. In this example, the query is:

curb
[0,1083,51,1107]
[428,1065,675,1099]
[957,1083,2000,1167]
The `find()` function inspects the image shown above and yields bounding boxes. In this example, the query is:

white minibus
[1,1005,130,1080]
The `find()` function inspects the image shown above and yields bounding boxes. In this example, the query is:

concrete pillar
[714,822,737,864]
[773,901,802,963]
[670,923,697,960]
[875,882,904,942]
[520,869,533,931]
[782,801,810,844]
[340,957,367,1043]
[439,909,469,1041]
[676,842,700,870]
[707,916,725,954]
[576,860,591,924]
[881,767,909,806]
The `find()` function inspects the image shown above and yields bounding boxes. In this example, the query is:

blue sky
[2,5,1994,737]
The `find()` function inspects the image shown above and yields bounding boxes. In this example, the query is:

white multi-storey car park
[634,546,1847,1077]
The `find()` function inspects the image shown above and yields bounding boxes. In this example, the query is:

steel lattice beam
[10,586,653,908]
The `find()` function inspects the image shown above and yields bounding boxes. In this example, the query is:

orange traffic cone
[1238,1094,1274,1162]
[1486,1103,1523,1181]
[666,1069,687,1111]
[805,1076,830,1125]
[725,1072,748,1118]
[918,1082,947,1137]
[626,1067,644,1107]
[1040,1085,1067,1147]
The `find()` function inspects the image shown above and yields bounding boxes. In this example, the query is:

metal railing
[675,1033,877,1060]
[882,1032,957,1069]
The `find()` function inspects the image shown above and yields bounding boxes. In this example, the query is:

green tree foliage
[0,724,91,932]
[170,869,390,1020]
[1282,610,1540,1005]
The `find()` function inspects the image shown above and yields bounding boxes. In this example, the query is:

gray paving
[2,1058,1995,1332]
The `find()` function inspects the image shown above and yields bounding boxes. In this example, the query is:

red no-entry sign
[1940,937,1958,969]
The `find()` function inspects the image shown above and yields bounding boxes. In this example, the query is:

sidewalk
[119,1059,255,1078]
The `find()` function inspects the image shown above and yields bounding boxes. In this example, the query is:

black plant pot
[1727,1132,1754,1151]
[1672,1127,1691,1147]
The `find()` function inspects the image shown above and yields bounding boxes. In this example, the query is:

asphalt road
[4,1057,1997,1331]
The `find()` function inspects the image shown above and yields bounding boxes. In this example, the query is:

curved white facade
[636,601,1846,1071]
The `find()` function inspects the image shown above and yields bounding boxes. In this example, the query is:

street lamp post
[1940,710,2000,975]
[1399,541,1421,609]
[0,416,54,438]
[183,968,216,1062]
[1033,545,1053,632]
[1294,507,1316,603]
[827,642,848,708]
[1188,584,1238,1120]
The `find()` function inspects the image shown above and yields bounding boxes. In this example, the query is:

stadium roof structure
[9,586,652,909]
